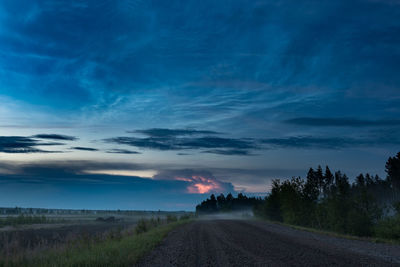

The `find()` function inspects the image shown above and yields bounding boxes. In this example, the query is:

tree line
[196,152,400,239]
[196,193,263,213]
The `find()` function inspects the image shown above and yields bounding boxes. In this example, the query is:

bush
[166,215,177,223]
[179,214,191,220]
[375,216,400,239]
[135,216,179,235]
[135,219,150,234]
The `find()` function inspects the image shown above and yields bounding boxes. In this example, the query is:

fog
[197,210,254,220]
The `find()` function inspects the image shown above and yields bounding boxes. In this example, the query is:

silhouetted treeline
[254,152,400,238]
[196,193,263,213]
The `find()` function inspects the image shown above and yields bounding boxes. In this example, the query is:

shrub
[375,216,400,239]
[135,219,149,234]
[166,215,177,223]
[179,214,191,220]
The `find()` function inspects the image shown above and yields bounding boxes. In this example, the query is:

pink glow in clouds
[183,175,222,194]
[153,170,234,194]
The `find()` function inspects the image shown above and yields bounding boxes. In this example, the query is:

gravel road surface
[137,219,400,266]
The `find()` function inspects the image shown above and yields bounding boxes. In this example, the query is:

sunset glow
[182,175,223,194]
[188,184,214,194]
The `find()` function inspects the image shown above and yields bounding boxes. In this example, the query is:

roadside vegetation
[0,215,191,266]
[254,152,400,239]
[197,152,400,241]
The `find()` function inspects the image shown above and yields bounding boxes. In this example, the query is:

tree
[217,194,226,210]
[356,174,365,188]
[226,193,233,202]
[263,179,283,221]
[324,166,334,196]
[209,194,218,212]
[386,152,400,196]
[304,168,319,202]
[316,165,324,196]
[196,193,262,214]
[365,173,374,187]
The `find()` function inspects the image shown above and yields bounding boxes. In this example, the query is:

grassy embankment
[0,215,191,267]
[257,217,400,245]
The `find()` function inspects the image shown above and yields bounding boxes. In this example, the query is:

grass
[257,217,400,245]
[0,219,190,267]
[0,215,61,227]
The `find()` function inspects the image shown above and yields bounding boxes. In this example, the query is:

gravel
[137,219,400,266]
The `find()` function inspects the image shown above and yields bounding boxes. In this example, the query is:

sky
[0,0,400,211]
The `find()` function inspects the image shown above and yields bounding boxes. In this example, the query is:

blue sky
[0,0,399,210]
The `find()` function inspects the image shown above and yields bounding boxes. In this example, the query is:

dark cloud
[71,147,98,151]
[202,149,254,156]
[0,136,63,153]
[261,136,354,149]
[104,134,257,153]
[107,127,400,153]
[105,137,175,150]
[0,160,153,177]
[32,134,78,141]
[106,149,141,154]
[262,133,400,149]
[285,118,400,127]
[181,137,255,149]
[131,128,222,137]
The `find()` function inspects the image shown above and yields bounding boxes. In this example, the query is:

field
[0,208,191,266]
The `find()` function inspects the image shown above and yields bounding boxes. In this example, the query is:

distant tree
[365,173,374,187]
[226,193,233,202]
[356,174,365,187]
[226,193,234,210]
[209,194,218,212]
[196,193,263,214]
[217,194,226,210]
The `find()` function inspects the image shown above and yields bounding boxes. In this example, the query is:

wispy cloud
[0,136,63,153]
[32,134,78,141]
[71,146,98,151]
[261,136,354,149]
[202,149,255,156]
[131,128,222,137]
[285,117,400,127]
[262,133,400,149]
[105,129,256,155]
[105,149,141,154]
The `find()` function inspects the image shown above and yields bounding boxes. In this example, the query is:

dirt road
[137,219,400,266]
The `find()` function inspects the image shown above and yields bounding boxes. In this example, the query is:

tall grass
[0,217,191,267]
[0,215,57,227]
